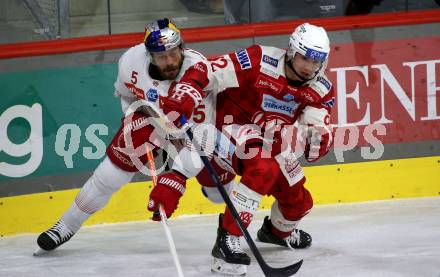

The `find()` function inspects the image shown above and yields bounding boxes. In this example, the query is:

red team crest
[239,212,253,225]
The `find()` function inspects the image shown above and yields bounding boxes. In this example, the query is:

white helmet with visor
[287,23,330,82]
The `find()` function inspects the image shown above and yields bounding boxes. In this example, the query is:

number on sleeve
[210,57,228,72]
[192,104,206,123]
[131,71,138,84]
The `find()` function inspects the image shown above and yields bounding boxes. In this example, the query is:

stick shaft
[146,148,185,277]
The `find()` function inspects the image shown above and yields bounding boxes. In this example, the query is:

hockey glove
[298,105,333,162]
[303,124,333,162]
[163,83,203,127]
[148,172,187,220]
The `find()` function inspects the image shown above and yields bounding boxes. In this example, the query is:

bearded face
[151,47,184,80]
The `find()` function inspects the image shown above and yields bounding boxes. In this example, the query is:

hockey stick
[146,146,185,277]
[179,116,303,277]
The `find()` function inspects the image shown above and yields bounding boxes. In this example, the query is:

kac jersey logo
[235,49,252,70]
[146,88,158,102]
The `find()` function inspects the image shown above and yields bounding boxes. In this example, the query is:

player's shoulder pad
[259,45,285,79]
[260,45,285,63]
[233,45,257,70]
[309,74,333,99]
[118,43,148,74]
[181,48,208,74]
[184,48,207,62]
[233,44,281,70]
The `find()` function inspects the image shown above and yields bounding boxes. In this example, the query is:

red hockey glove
[163,83,203,127]
[148,172,187,221]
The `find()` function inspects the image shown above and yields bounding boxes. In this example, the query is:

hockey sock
[61,156,135,232]
[222,182,262,236]
[269,200,301,238]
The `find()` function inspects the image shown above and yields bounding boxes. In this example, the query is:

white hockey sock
[61,157,135,232]
[269,200,300,233]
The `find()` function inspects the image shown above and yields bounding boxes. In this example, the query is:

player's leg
[36,157,135,254]
[196,157,237,204]
[257,172,313,249]
[36,113,160,254]
[211,147,281,275]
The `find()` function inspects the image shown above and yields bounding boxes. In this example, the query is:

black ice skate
[211,214,250,276]
[257,216,312,249]
[34,220,75,256]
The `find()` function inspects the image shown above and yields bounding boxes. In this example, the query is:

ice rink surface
[1,197,439,277]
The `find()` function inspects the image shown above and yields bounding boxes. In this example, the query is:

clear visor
[293,52,324,73]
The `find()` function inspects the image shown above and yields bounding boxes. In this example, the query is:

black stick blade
[263,259,303,277]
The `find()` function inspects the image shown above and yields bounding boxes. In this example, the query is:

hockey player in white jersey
[35,18,212,254]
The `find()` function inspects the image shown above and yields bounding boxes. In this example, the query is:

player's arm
[113,50,139,115]
[163,46,253,124]
[162,60,211,124]
[114,49,163,118]
[298,75,335,162]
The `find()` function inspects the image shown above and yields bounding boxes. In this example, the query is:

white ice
[1,197,439,277]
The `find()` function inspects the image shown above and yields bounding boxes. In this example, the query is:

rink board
[1,155,439,236]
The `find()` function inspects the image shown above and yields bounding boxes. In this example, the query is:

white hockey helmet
[287,23,330,80]
[144,18,183,53]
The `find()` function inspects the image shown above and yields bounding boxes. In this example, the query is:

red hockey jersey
[170,44,335,161]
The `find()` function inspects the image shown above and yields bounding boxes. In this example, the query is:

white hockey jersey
[113,43,216,132]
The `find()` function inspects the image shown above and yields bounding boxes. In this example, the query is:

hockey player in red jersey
[148,22,335,275]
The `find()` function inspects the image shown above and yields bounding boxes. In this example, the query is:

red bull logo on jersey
[235,49,252,70]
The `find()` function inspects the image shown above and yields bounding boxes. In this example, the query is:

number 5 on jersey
[192,104,205,123]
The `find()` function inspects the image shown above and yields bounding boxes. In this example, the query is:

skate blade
[33,247,49,256]
[211,257,247,276]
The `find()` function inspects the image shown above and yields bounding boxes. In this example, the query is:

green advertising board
[0,64,121,184]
